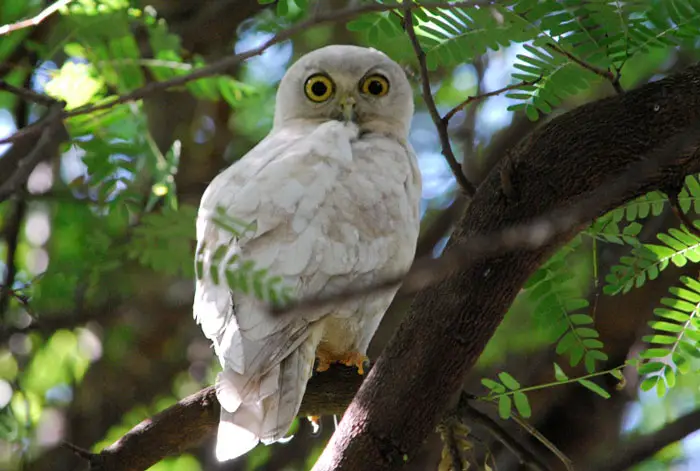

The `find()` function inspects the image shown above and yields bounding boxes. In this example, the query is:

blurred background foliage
[1,0,700,470]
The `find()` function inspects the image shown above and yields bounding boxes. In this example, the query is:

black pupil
[368,80,384,95]
[311,80,328,97]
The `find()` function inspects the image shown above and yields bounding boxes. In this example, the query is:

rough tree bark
[312,63,700,471]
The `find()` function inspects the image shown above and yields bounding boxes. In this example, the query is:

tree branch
[0,104,68,203]
[591,408,700,471]
[544,42,624,95]
[68,365,364,471]
[442,78,540,124]
[403,4,477,196]
[0,201,25,323]
[0,0,74,37]
[310,63,700,471]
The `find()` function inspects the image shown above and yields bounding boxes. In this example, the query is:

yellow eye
[360,74,390,97]
[304,74,334,102]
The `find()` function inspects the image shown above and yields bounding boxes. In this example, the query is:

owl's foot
[340,351,368,375]
[315,348,368,375]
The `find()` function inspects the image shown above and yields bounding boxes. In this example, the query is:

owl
[194,44,422,461]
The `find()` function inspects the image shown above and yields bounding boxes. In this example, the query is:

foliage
[348,0,700,119]
[480,363,623,420]
[523,236,608,373]
[603,175,700,295]
[1,0,700,470]
[638,276,700,397]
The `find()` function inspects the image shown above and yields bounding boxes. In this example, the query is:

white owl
[193,44,422,461]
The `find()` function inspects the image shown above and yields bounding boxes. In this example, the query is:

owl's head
[273,45,414,138]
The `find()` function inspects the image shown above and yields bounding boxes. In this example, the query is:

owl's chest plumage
[307,129,421,356]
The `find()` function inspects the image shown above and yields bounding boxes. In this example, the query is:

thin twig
[0,80,58,106]
[442,78,540,124]
[511,414,573,471]
[61,440,95,460]
[403,3,477,196]
[458,396,550,471]
[0,0,74,36]
[545,43,624,94]
[0,1,492,146]
[0,202,26,324]
[0,105,67,202]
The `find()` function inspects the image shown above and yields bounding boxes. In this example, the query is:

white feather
[194,45,422,462]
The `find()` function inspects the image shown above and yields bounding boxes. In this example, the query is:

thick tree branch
[68,365,364,471]
[590,408,700,471]
[311,64,700,471]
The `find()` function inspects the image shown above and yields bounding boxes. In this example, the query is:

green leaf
[481,378,505,393]
[638,361,665,375]
[498,395,512,420]
[663,365,676,388]
[639,348,672,359]
[498,372,521,390]
[640,376,658,392]
[642,334,679,345]
[578,379,610,399]
[513,392,531,418]
[584,350,608,373]
[553,363,569,382]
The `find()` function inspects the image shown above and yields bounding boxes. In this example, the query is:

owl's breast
[321,135,421,270]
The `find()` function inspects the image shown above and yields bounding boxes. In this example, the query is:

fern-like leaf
[605,225,700,295]
[508,41,600,120]
[626,0,700,64]
[638,276,700,397]
[415,5,537,70]
[526,238,607,372]
[128,205,197,276]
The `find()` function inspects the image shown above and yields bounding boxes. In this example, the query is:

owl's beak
[338,95,356,122]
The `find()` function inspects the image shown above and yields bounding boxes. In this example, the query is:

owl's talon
[341,351,368,375]
[315,348,367,374]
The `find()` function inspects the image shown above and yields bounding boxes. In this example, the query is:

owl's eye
[304,74,334,102]
[360,74,390,97]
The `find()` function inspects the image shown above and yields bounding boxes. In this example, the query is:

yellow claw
[315,347,367,375]
[340,351,368,375]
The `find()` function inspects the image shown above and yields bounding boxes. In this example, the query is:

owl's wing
[194,121,358,379]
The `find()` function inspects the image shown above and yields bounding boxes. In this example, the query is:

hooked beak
[338,95,356,122]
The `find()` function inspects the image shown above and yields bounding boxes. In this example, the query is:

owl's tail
[214,347,314,461]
